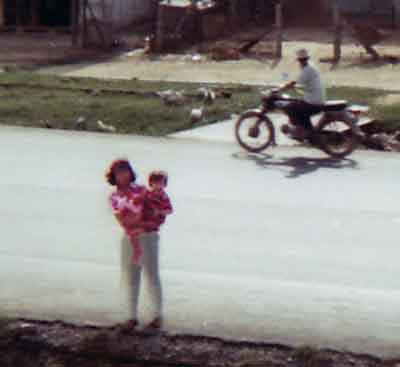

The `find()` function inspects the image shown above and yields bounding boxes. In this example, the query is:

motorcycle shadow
[232,151,359,179]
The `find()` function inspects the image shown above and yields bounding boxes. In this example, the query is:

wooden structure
[0,0,157,48]
[0,0,80,45]
[80,0,113,48]
[0,0,110,48]
[155,0,282,57]
[0,0,77,31]
[156,0,223,51]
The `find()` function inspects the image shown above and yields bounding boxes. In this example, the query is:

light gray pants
[124,231,163,320]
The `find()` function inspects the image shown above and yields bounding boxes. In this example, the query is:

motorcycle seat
[319,100,348,112]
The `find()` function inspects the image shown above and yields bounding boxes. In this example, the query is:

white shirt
[297,63,326,104]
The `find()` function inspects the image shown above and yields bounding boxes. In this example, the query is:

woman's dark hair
[106,159,137,186]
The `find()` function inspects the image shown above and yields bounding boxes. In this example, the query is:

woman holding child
[106,159,172,330]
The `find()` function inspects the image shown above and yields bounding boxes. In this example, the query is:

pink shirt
[109,183,147,233]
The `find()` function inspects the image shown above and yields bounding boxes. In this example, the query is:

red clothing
[109,183,146,217]
[109,183,146,264]
[143,189,173,232]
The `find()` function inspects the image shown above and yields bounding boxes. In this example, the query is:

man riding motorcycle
[277,49,326,139]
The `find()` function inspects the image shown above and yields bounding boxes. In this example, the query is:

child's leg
[129,233,143,265]
[142,232,163,319]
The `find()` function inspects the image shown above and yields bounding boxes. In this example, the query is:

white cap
[296,48,310,59]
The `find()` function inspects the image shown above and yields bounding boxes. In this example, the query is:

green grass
[0,71,398,135]
[0,71,261,135]
[327,86,399,130]
[292,85,399,130]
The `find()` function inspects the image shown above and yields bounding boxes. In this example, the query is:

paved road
[0,126,399,357]
[171,113,296,146]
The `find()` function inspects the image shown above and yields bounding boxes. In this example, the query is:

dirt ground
[32,26,400,92]
[0,31,116,68]
[0,22,153,68]
[376,94,400,106]
[1,25,400,92]
[2,320,398,367]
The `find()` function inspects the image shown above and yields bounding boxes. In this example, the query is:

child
[107,159,146,265]
[141,170,173,329]
[143,171,173,233]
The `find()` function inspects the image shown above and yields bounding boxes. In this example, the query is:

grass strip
[0,71,398,136]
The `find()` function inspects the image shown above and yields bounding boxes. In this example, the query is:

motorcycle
[235,89,369,158]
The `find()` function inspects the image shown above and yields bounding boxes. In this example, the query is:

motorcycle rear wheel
[316,118,357,158]
[235,111,275,153]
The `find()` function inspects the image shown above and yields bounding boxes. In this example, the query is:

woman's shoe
[147,317,162,329]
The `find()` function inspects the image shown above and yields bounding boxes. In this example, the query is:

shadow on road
[232,151,359,178]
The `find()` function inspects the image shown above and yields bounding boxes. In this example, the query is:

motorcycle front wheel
[316,118,357,158]
[235,111,275,153]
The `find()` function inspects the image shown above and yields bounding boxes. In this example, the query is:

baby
[143,170,173,234]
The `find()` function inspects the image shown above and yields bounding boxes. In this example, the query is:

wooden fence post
[275,1,283,59]
[156,3,165,51]
[82,0,88,47]
[229,0,239,28]
[333,0,342,62]
[16,0,22,32]
[71,0,79,46]
[0,0,4,27]
[31,0,40,27]
[392,0,397,28]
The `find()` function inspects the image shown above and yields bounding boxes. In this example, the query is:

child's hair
[148,170,168,187]
[106,159,137,186]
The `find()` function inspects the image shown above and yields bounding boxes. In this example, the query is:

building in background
[282,0,398,27]
[0,0,157,32]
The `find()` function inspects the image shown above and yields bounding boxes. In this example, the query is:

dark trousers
[285,101,322,130]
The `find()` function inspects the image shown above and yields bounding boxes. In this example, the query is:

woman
[106,159,164,330]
